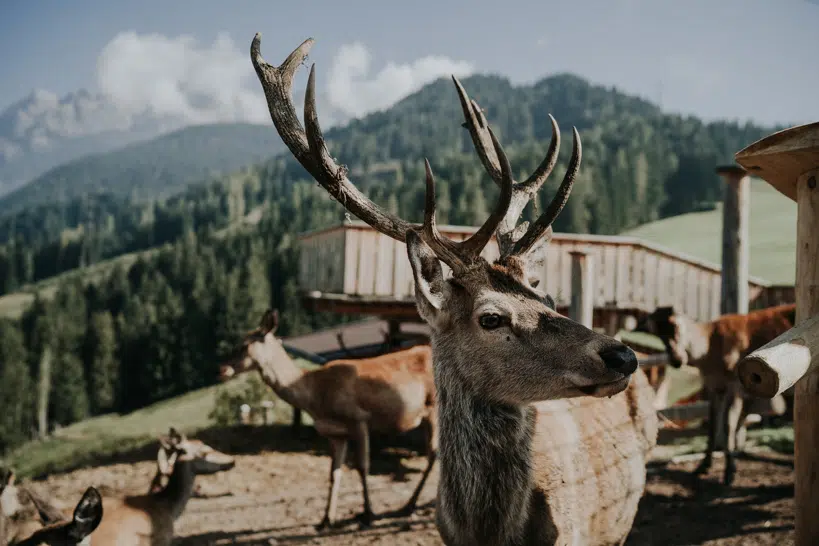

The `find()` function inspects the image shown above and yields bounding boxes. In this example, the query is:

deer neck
[254,342,310,410]
[153,459,197,520]
[434,349,536,546]
[683,317,712,365]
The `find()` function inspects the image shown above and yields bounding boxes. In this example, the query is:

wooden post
[569,250,594,328]
[716,165,750,315]
[734,121,819,546]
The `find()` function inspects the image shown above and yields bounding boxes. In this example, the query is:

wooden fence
[298,221,793,323]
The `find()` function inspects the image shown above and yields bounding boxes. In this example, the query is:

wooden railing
[298,221,791,323]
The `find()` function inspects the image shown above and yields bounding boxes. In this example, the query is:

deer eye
[479,314,504,330]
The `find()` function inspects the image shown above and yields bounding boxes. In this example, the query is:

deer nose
[599,345,638,374]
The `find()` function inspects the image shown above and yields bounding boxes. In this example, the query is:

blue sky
[2,0,818,126]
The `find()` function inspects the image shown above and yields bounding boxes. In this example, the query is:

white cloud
[94,32,474,126]
[95,31,268,126]
[326,42,475,118]
[0,31,475,161]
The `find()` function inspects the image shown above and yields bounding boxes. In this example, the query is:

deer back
[529,368,657,543]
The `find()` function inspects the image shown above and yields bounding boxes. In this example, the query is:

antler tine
[419,125,514,270]
[453,76,502,184]
[511,127,582,256]
[421,160,468,274]
[458,126,514,256]
[252,34,417,242]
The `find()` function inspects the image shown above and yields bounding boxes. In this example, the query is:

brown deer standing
[87,428,234,545]
[251,34,658,545]
[634,304,794,485]
[219,312,437,530]
[1,470,102,546]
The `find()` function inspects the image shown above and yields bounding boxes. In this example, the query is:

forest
[0,71,777,453]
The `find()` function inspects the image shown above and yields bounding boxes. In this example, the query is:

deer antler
[251,35,515,275]
[453,76,581,257]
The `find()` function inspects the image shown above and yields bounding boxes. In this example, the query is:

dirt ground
[26,425,795,545]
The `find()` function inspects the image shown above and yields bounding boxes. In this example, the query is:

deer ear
[406,230,447,325]
[68,487,103,541]
[260,309,279,334]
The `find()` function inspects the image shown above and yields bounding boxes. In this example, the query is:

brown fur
[634,303,795,484]
[220,312,437,530]
[1,476,102,546]
[87,429,234,546]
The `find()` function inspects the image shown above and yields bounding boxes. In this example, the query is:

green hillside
[0,123,284,216]
[624,179,797,284]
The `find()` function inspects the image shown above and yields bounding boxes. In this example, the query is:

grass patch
[5,358,319,479]
[663,425,794,459]
[623,178,797,284]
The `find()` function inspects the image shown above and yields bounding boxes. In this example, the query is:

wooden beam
[737,312,819,398]
[569,250,594,328]
[735,122,819,546]
[717,165,750,315]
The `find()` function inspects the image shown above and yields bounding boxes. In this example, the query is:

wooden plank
[343,228,360,295]
[374,233,395,296]
[356,229,379,296]
[615,244,631,306]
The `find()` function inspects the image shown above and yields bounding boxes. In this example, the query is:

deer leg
[292,407,303,436]
[352,421,375,528]
[397,415,438,516]
[735,397,752,453]
[723,392,745,486]
[316,436,348,532]
[694,389,719,476]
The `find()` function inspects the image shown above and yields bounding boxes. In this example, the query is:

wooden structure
[717,165,751,315]
[733,121,819,546]
[298,221,793,331]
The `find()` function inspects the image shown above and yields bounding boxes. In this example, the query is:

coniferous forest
[0,72,778,453]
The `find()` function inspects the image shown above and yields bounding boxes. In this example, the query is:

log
[736,312,819,398]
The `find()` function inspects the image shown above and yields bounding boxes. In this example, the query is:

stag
[251,34,658,545]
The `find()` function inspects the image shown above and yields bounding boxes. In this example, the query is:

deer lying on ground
[251,33,658,545]
[220,310,437,530]
[634,303,794,485]
[1,470,102,546]
[87,428,234,545]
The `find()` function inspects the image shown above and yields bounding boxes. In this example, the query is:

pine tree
[86,311,118,413]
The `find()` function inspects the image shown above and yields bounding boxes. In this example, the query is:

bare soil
[25,425,795,545]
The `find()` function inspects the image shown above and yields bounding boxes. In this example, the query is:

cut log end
[737,356,785,399]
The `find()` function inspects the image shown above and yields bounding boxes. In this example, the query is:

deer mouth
[576,377,631,398]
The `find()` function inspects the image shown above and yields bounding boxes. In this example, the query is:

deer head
[13,487,102,546]
[156,428,236,476]
[633,306,688,368]
[251,35,639,403]
[219,309,285,382]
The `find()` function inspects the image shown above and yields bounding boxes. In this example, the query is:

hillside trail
[25,430,793,545]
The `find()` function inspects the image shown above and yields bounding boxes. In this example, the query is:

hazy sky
[2,0,818,126]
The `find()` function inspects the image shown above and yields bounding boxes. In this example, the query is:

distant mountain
[0,123,292,215]
[0,86,351,198]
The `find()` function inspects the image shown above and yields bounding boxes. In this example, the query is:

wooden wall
[298,221,792,323]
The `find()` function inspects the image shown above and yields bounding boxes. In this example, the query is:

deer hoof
[315,518,333,533]
[355,511,375,528]
[693,458,712,476]
[394,503,416,517]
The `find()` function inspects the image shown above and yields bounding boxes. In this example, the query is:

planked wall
[298,221,792,323]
